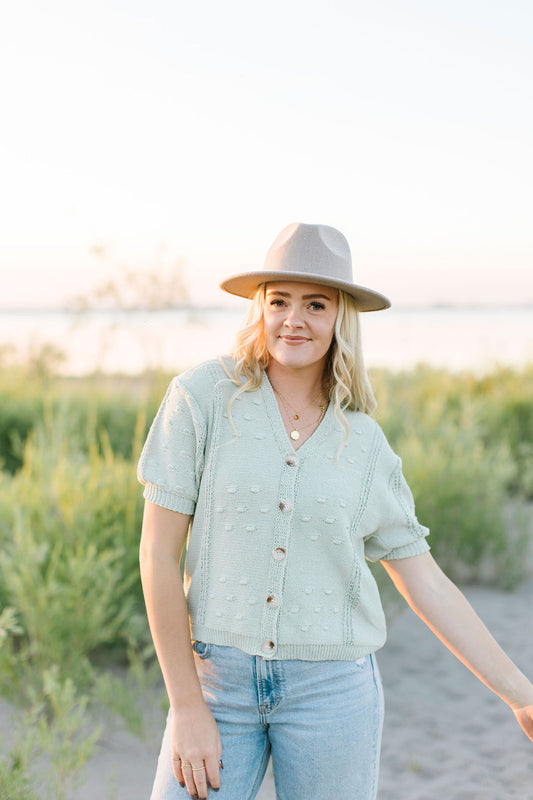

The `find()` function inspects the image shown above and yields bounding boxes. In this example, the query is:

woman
[138,222,533,800]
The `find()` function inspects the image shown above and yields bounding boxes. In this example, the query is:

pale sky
[1,0,532,308]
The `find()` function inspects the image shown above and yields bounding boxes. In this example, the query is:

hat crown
[264,223,353,283]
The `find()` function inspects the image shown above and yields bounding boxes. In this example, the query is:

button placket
[259,452,299,654]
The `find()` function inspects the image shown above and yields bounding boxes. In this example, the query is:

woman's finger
[204,752,222,791]
[180,761,199,797]
[171,756,185,787]
[191,762,209,799]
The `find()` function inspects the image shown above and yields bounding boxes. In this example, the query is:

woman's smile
[279,335,311,345]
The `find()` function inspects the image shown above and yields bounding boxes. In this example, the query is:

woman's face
[263,281,338,373]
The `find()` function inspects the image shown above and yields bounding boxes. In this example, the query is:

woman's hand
[512,704,533,742]
[171,699,222,799]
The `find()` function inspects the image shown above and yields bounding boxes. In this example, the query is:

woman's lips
[279,335,310,345]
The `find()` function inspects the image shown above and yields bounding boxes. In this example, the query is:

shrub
[0,367,167,474]
[0,411,148,698]
[372,365,531,588]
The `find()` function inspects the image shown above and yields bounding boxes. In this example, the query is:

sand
[2,575,532,799]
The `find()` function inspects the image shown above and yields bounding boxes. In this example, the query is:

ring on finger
[192,765,205,772]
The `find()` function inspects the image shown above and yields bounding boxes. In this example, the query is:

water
[1,306,531,376]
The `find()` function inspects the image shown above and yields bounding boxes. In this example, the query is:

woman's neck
[266,360,326,406]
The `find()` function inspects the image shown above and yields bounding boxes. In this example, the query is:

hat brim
[220,271,391,312]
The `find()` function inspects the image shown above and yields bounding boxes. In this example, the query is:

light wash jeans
[150,642,384,800]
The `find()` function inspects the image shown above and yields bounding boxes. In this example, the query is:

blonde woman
[138,223,533,800]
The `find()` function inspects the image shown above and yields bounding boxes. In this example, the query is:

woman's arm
[381,551,533,741]
[140,500,221,797]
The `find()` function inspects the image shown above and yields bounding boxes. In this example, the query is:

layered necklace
[272,385,327,441]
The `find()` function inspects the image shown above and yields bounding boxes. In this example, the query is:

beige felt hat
[220,222,391,312]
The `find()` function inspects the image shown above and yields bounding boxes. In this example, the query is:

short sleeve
[363,430,430,562]
[137,377,207,515]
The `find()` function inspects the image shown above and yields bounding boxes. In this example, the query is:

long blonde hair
[221,284,377,437]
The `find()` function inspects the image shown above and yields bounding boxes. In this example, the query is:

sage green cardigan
[138,359,429,661]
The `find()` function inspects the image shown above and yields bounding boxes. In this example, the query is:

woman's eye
[270,299,286,307]
[309,301,325,310]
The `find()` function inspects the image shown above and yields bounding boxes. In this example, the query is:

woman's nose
[283,307,304,327]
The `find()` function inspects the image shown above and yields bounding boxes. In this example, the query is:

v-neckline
[260,371,333,457]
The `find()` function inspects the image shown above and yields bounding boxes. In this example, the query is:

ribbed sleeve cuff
[142,484,196,515]
[380,536,430,562]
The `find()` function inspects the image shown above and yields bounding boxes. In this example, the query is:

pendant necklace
[273,386,327,441]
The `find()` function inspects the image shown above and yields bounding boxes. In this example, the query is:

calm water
[1,306,531,375]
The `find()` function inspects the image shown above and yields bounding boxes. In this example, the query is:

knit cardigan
[138,359,430,661]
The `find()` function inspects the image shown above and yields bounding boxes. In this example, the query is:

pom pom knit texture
[138,359,430,661]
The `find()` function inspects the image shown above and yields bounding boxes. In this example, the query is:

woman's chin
[269,352,325,372]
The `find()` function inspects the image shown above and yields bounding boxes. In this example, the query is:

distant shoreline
[2,304,531,375]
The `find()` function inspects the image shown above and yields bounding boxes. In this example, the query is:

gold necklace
[272,385,323,420]
[273,387,327,441]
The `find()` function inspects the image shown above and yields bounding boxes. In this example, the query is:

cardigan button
[272,547,286,561]
[279,500,292,513]
[285,454,299,467]
[266,594,280,608]
[261,640,275,655]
